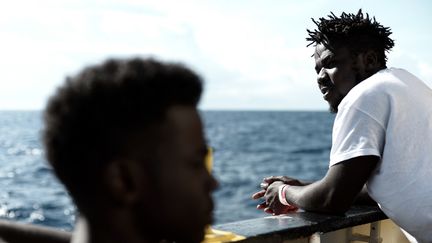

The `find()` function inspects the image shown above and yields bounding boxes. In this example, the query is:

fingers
[257,202,298,215]
[260,176,287,191]
[263,175,303,186]
[264,207,274,214]
[286,204,298,211]
[263,176,284,184]
[286,206,299,213]
[257,202,274,215]
[263,176,277,183]
[260,182,269,189]
[251,190,266,199]
[256,202,267,209]
[255,176,301,216]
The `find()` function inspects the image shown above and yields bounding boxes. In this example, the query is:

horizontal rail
[213,206,388,242]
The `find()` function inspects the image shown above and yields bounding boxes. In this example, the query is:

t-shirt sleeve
[329,106,386,167]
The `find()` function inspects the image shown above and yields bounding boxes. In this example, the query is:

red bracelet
[278,184,290,206]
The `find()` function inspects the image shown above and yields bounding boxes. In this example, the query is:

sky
[1,0,431,110]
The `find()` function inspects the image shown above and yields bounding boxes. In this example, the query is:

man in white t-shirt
[252,9,432,242]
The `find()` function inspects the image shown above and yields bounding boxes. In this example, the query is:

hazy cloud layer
[1,0,431,110]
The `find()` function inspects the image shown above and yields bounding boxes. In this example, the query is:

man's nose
[316,68,327,85]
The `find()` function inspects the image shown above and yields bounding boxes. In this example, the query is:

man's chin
[327,97,344,113]
[329,105,338,113]
[327,101,338,113]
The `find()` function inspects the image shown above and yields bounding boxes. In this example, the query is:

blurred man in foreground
[43,57,217,243]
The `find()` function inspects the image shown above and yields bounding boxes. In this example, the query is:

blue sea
[0,110,334,231]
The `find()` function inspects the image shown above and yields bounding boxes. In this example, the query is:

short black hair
[307,9,395,65]
[43,57,203,213]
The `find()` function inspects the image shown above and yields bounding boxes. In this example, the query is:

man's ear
[363,50,380,72]
[102,160,147,206]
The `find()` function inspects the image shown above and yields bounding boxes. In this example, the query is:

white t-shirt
[330,68,432,243]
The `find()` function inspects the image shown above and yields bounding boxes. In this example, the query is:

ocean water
[0,110,334,231]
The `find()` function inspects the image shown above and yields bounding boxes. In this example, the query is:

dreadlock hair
[306,9,395,66]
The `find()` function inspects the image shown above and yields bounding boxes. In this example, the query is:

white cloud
[0,0,431,110]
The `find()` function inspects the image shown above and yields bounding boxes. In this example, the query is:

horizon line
[0,108,329,112]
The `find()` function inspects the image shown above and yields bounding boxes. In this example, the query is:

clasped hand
[251,176,300,215]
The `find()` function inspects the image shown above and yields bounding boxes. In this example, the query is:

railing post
[369,222,382,243]
[347,221,382,243]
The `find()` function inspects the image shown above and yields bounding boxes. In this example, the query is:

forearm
[353,185,377,206]
[286,156,380,214]
[284,181,349,214]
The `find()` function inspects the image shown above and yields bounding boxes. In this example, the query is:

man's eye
[325,60,336,68]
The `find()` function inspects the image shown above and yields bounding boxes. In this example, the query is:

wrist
[278,184,290,206]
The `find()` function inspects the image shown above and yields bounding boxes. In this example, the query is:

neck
[359,66,386,84]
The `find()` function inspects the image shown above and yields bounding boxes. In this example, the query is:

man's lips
[320,86,332,100]
[320,86,329,94]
